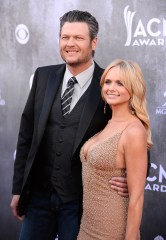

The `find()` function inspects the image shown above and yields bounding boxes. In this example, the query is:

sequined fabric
[77,132,129,240]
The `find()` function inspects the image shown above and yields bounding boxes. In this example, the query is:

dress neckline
[83,130,123,161]
[82,121,140,161]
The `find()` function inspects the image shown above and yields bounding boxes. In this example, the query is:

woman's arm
[124,124,147,239]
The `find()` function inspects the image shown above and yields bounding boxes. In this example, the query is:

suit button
[59,138,63,143]
[54,166,60,170]
[60,125,65,129]
[56,152,61,156]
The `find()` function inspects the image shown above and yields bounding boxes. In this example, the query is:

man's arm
[109,176,128,197]
[11,70,39,220]
[12,69,38,194]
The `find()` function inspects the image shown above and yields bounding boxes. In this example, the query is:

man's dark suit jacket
[12,62,112,212]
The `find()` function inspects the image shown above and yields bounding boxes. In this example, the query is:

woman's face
[102,66,131,107]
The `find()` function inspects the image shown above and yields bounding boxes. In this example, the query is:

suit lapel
[73,64,103,154]
[37,65,65,144]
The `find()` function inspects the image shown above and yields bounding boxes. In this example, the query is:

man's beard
[64,55,92,67]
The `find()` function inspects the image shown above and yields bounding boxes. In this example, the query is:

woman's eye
[104,79,111,84]
[117,81,124,86]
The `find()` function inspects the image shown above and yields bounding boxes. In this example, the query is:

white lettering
[161,185,166,192]
[145,183,166,192]
[149,39,157,46]
[133,18,166,38]
[139,39,150,45]
[147,163,157,182]
[156,108,166,114]
[124,3,166,47]
[159,165,166,183]
[158,39,164,45]
[132,38,165,47]
[156,109,162,114]
[163,18,166,36]
[134,20,147,37]
[153,184,159,191]
[145,183,152,190]
[132,40,140,46]
[147,18,161,36]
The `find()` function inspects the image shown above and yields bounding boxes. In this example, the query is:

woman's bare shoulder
[125,120,146,141]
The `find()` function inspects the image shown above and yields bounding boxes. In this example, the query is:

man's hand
[10,195,23,221]
[109,176,129,197]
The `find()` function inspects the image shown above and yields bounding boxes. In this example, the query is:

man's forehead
[61,22,89,32]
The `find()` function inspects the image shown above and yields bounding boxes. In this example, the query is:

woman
[77,59,152,239]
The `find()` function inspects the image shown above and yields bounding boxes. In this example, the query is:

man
[10,10,128,240]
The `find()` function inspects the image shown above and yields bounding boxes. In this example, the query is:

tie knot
[68,76,77,86]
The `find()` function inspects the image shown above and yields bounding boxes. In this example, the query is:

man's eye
[62,36,68,40]
[76,37,83,40]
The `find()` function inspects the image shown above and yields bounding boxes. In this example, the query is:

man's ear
[92,37,98,51]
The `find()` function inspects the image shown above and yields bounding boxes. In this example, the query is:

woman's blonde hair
[100,59,153,148]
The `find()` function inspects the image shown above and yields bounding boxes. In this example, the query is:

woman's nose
[108,83,116,91]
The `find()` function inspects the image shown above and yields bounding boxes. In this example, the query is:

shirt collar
[64,61,95,88]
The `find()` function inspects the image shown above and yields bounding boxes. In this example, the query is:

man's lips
[66,50,78,53]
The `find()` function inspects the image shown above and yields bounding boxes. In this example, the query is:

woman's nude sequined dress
[77,131,129,240]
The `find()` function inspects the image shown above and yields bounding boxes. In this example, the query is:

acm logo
[124,5,166,46]
[156,91,166,115]
[145,163,166,192]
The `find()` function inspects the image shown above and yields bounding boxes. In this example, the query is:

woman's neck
[110,107,136,123]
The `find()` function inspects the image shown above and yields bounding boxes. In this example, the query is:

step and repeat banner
[0,0,165,239]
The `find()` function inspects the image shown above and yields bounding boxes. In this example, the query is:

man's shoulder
[36,63,65,72]
[93,61,105,78]
[94,62,104,74]
[94,61,104,71]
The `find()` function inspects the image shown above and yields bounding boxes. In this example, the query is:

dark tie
[61,76,77,117]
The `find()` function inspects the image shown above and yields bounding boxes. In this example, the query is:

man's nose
[66,37,75,45]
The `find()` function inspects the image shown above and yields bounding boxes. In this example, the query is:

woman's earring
[104,102,107,114]
[129,100,135,115]
[131,109,135,115]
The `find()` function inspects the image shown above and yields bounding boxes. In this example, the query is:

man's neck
[66,59,93,76]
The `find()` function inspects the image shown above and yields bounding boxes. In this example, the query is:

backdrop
[0,0,165,239]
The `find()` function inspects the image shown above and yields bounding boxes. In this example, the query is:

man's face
[59,22,97,68]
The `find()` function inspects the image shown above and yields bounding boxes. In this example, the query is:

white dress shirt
[61,62,95,112]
